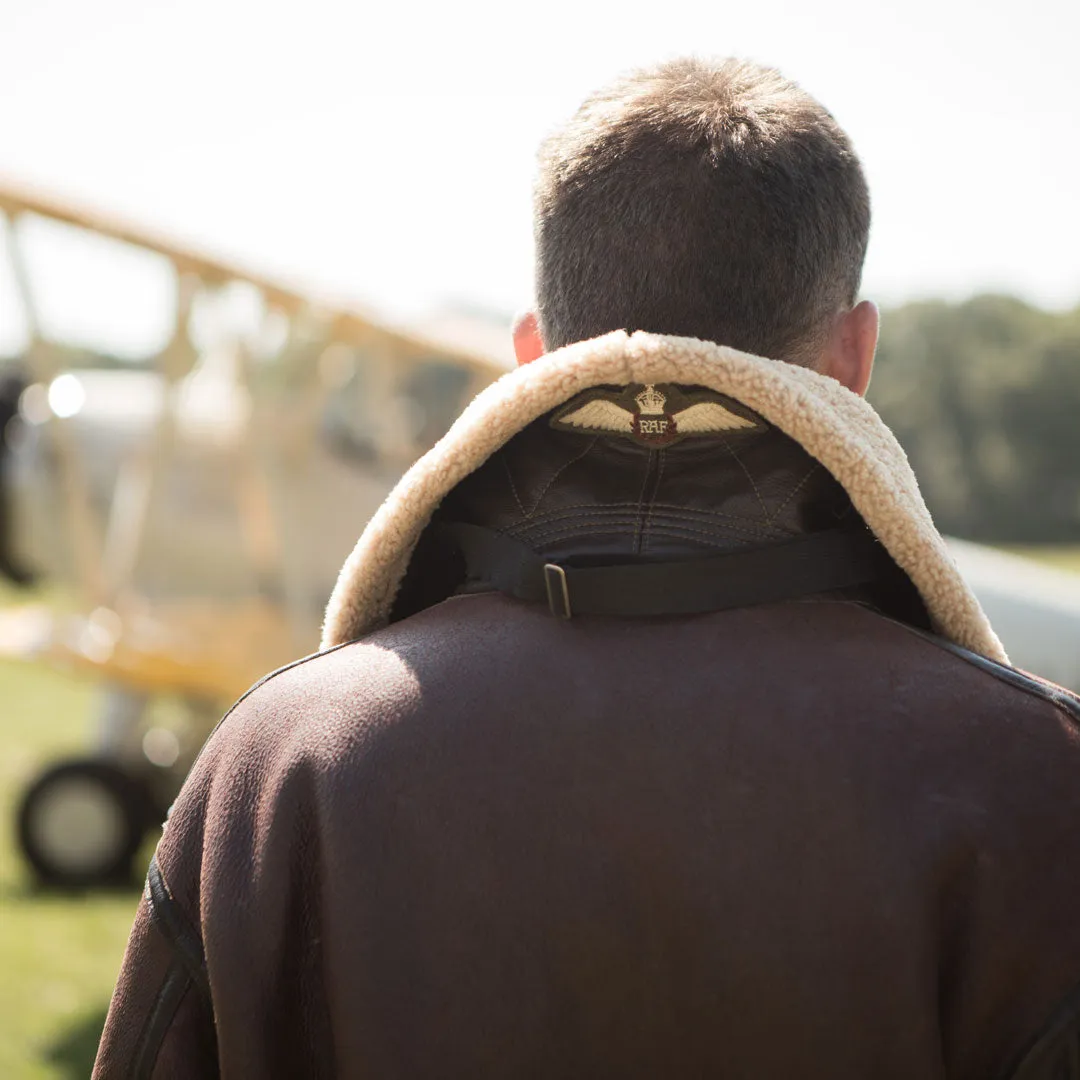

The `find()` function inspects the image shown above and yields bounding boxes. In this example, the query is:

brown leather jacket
[95,368,1080,1080]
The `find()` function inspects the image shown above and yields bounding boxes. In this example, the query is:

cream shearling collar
[322,331,1006,663]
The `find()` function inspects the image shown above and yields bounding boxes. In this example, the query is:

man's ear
[512,311,545,366]
[816,300,878,397]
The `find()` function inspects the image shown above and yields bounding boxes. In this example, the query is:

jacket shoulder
[877,616,1080,1080]
[158,633,426,887]
[887,615,1080,731]
[201,633,426,761]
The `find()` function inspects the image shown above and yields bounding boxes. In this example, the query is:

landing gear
[16,759,153,888]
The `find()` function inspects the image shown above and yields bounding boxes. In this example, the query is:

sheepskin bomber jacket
[96,333,1080,1080]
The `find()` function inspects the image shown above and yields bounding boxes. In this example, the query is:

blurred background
[2,0,1079,1074]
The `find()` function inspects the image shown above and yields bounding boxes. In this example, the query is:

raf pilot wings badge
[550,383,765,448]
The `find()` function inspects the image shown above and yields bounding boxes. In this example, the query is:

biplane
[0,182,508,887]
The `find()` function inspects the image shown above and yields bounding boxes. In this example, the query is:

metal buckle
[544,563,572,619]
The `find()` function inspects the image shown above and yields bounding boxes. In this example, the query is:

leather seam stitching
[521,523,778,544]
[506,504,786,536]
[524,437,600,517]
[505,501,783,528]
[501,456,528,520]
[510,513,787,543]
[519,519,776,546]
[767,463,821,524]
[642,448,666,555]
[719,432,770,518]
[632,452,654,554]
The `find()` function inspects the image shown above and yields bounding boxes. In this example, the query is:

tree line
[869,295,1080,543]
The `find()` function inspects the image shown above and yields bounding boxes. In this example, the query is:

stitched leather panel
[419,402,930,628]
[440,406,856,562]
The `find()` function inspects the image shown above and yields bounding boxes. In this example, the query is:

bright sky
[0,0,1077,356]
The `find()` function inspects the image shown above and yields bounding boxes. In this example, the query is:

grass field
[2,546,1080,1076]
[0,583,146,1080]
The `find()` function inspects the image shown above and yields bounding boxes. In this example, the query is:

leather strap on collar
[439,522,892,619]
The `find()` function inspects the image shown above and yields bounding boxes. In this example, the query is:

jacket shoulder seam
[181,638,361,779]
[886,617,1080,730]
[146,855,211,1005]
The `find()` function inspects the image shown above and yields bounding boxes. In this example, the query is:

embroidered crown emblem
[634,384,667,415]
[551,383,763,448]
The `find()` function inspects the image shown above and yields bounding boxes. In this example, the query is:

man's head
[518,57,878,394]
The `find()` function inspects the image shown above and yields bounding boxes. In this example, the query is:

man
[96,59,1080,1079]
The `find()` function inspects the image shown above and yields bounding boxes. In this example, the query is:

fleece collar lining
[322,330,1005,664]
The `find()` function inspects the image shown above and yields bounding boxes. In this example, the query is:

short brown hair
[534,58,870,363]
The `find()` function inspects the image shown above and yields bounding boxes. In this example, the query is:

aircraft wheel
[16,760,149,888]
